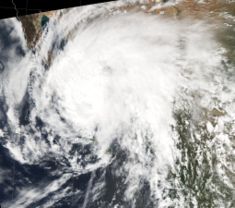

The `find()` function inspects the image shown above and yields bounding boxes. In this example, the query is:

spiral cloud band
[0,1,235,207]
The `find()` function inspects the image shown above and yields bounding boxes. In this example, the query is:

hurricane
[0,0,235,208]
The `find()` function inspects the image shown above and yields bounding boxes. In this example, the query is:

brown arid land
[19,0,235,50]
